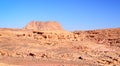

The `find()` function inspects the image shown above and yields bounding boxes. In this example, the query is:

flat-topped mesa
[24,21,64,31]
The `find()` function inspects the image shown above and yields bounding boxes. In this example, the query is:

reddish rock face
[24,21,64,31]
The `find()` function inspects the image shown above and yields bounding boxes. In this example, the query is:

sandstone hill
[24,21,64,31]
[0,21,120,66]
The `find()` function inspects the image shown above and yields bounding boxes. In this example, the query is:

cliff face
[24,21,64,31]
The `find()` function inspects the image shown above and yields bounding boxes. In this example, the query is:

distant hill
[24,21,64,31]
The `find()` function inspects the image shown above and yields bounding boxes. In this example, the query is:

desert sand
[0,21,120,66]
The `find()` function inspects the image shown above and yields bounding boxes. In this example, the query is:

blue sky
[0,0,120,31]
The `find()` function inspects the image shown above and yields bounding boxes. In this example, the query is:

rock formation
[24,21,64,31]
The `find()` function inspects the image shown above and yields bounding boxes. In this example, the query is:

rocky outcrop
[24,21,64,31]
[73,28,120,47]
